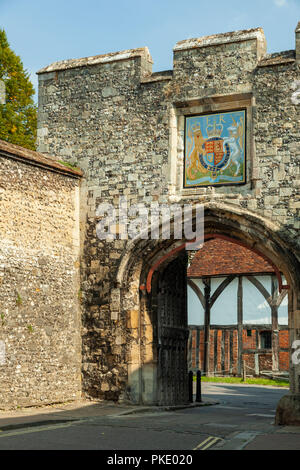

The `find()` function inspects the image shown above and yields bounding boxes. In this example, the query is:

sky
[0,0,300,101]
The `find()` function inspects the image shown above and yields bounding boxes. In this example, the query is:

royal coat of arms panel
[184,110,246,188]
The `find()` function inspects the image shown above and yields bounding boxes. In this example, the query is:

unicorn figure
[222,117,244,177]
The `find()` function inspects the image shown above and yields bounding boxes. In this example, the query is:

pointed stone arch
[115,202,300,422]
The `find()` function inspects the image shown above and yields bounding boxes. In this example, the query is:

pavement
[0,398,215,431]
[0,383,299,450]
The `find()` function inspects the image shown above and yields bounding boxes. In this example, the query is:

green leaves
[0,29,37,150]
[16,292,22,306]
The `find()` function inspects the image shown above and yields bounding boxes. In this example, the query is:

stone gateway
[0,25,299,424]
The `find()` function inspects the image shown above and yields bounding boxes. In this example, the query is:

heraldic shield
[204,137,226,166]
[184,109,246,188]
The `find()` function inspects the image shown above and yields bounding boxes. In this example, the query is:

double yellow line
[194,436,223,451]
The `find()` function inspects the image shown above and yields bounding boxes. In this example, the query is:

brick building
[187,238,289,377]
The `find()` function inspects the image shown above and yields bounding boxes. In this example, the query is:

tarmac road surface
[0,383,298,451]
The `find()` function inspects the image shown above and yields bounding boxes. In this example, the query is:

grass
[198,376,289,388]
[58,160,81,172]
[16,292,22,306]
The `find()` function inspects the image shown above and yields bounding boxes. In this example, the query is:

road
[0,383,298,451]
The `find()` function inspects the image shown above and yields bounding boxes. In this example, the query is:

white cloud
[274,0,288,7]
[257,300,269,310]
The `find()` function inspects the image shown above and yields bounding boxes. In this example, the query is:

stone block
[127,310,139,330]
[289,201,300,209]
[276,394,300,426]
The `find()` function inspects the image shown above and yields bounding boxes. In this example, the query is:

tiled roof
[0,139,83,178]
[188,238,274,278]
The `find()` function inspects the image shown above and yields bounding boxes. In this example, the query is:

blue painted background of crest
[184,110,246,188]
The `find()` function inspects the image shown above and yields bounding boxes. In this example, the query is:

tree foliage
[0,29,37,150]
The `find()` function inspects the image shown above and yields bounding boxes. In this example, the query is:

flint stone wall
[0,150,82,409]
[37,27,300,401]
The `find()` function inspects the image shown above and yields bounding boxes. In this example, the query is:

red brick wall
[243,353,255,374]
[209,330,214,373]
[232,330,239,375]
[188,327,289,375]
[191,330,196,367]
[279,330,289,349]
[243,330,257,350]
[279,351,289,371]
[224,331,230,374]
[259,354,273,371]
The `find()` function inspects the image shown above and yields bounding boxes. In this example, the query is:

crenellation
[296,22,300,64]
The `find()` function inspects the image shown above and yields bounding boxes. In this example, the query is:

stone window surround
[167,91,257,199]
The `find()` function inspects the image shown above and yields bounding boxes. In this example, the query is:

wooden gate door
[156,253,189,405]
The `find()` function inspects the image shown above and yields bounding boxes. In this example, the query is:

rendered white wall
[187,275,288,327]
[210,278,238,325]
[243,276,272,324]
[278,295,288,325]
[187,285,204,325]
[278,275,289,325]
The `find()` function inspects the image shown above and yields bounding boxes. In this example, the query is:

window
[260,331,272,349]
[247,330,252,337]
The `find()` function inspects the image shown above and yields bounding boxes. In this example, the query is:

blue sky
[1,0,299,100]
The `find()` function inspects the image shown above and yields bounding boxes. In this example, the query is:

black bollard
[188,371,193,403]
[196,370,202,403]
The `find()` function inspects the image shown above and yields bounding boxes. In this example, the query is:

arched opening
[117,204,300,421]
[187,238,289,379]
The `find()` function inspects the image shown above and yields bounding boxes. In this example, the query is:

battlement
[174,27,267,59]
[37,25,299,86]
[37,23,299,166]
[37,46,153,76]
[296,21,300,63]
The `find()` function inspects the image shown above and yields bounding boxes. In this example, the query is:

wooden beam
[246,275,272,306]
[237,276,243,376]
[203,278,211,375]
[210,275,236,308]
[230,330,234,374]
[271,275,279,372]
[187,329,193,371]
[187,279,205,309]
[196,328,200,371]
[275,289,288,308]
[221,330,226,375]
[214,330,218,375]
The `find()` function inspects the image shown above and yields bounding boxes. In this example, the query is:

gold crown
[207,122,223,138]
[191,123,202,133]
